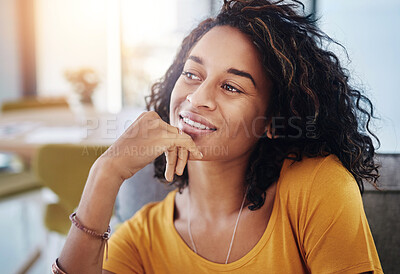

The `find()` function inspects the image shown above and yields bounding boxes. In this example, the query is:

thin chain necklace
[187,186,248,264]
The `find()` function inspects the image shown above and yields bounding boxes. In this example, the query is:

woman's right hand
[96,111,203,186]
[59,111,200,274]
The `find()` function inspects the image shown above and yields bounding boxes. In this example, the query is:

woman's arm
[58,157,122,274]
[56,111,202,274]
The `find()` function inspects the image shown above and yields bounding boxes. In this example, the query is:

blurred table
[0,106,142,164]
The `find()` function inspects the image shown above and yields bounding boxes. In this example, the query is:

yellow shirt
[103,154,383,273]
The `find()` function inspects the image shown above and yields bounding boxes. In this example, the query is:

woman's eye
[182,71,201,81]
[222,83,243,94]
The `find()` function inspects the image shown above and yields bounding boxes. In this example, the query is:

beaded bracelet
[51,213,111,273]
[51,258,67,274]
[69,212,111,240]
[69,212,111,260]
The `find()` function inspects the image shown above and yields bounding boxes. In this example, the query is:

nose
[186,80,217,110]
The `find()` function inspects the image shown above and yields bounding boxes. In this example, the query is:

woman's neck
[185,154,250,222]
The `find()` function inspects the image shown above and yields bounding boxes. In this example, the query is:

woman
[55,0,383,273]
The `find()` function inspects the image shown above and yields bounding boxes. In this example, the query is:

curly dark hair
[145,0,381,210]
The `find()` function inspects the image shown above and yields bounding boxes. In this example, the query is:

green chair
[33,143,109,234]
[14,144,108,273]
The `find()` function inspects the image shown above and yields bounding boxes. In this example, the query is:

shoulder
[279,153,358,197]
[279,155,383,273]
[282,153,353,182]
[104,189,178,274]
[277,154,362,219]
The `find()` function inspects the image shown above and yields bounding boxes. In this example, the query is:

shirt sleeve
[102,211,146,274]
[301,157,383,274]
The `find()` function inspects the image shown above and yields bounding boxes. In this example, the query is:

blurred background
[0,0,398,273]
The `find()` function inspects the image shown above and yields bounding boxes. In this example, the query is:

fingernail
[190,149,203,159]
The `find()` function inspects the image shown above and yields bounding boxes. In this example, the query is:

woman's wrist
[73,158,122,231]
[94,152,140,186]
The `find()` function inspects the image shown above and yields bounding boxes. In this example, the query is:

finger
[165,147,178,182]
[175,147,188,176]
[159,122,203,159]
[187,150,203,160]
[172,132,203,159]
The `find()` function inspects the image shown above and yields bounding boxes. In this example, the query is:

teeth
[182,117,211,130]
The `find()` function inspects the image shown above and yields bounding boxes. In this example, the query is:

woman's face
[169,25,272,160]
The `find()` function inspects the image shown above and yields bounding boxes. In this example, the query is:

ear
[264,123,273,139]
[263,119,275,139]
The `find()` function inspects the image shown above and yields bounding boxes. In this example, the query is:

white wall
[0,0,22,106]
[318,0,400,153]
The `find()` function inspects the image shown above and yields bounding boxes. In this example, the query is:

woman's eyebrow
[187,55,257,88]
[226,68,256,88]
[187,55,203,65]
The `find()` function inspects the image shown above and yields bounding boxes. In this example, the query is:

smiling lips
[178,111,217,137]
[182,117,212,130]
